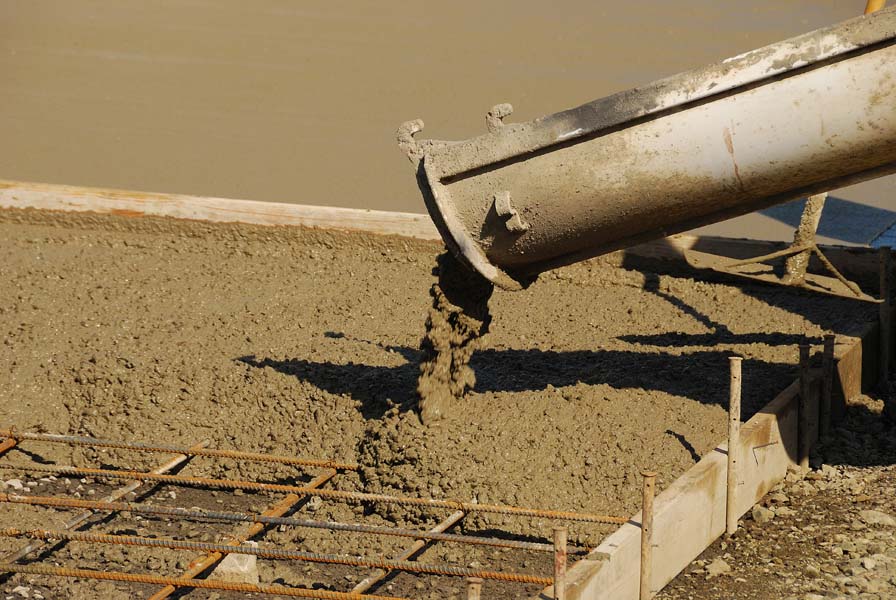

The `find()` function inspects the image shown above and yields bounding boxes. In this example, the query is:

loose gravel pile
[659,393,896,600]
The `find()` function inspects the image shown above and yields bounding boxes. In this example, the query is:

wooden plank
[0,180,441,241]
[0,181,881,282]
[551,377,800,600]
[548,335,869,600]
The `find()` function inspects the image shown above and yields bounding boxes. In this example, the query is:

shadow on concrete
[616,271,829,348]
[759,196,896,246]
[238,346,793,421]
[618,237,878,338]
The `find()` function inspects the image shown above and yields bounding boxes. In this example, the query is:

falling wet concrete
[416,252,493,424]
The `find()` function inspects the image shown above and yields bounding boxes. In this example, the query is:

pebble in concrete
[209,542,260,585]
[859,509,896,527]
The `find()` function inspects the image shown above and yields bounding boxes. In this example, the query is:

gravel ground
[659,391,896,600]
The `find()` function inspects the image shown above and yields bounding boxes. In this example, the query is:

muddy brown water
[0,208,877,598]
[3,1,892,216]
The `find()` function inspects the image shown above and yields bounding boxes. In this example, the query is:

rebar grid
[0,528,552,585]
[0,493,560,553]
[0,440,209,564]
[0,429,618,599]
[3,463,627,524]
[147,468,339,600]
[0,563,407,600]
[0,429,357,471]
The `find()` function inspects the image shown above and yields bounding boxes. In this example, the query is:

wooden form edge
[0,180,881,278]
[541,320,878,600]
[0,179,442,241]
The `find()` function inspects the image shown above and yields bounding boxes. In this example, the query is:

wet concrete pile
[416,252,494,424]
[0,209,878,599]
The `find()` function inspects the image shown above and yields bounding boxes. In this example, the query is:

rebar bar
[0,563,406,599]
[798,344,812,469]
[147,468,337,600]
[0,528,551,585]
[726,357,742,537]
[553,526,567,600]
[0,440,209,564]
[0,429,357,471]
[879,246,892,384]
[820,335,836,437]
[0,492,558,553]
[1,464,625,524]
[352,511,465,594]
[639,471,657,600]
[0,438,16,457]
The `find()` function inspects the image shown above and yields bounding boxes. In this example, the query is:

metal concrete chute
[398,6,896,292]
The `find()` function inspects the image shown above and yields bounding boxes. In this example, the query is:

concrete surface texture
[1,0,893,243]
[0,208,878,598]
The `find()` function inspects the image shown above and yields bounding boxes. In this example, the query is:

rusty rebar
[639,470,657,600]
[2,463,626,524]
[147,468,337,600]
[0,429,357,471]
[0,563,406,599]
[726,357,742,537]
[0,492,558,553]
[0,438,17,457]
[553,526,567,600]
[0,528,551,585]
[879,246,892,385]
[352,510,465,594]
[820,335,836,437]
[0,440,208,564]
[798,344,812,469]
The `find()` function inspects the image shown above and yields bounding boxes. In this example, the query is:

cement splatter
[416,252,494,424]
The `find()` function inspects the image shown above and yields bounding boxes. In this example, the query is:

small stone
[769,492,789,504]
[752,505,775,525]
[706,558,732,578]
[209,542,259,584]
[861,557,877,570]
[859,510,896,527]
[5,479,23,491]
[803,594,825,600]
[11,587,29,599]
[821,464,839,479]
[306,496,323,512]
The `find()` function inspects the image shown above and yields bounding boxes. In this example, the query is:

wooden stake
[879,247,891,386]
[553,526,568,600]
[820,335,835,437]
[639,470,657,600]
[726,357,743,536]
[466,577,483,600]
[866,0,887,15]
[798,344,812,469]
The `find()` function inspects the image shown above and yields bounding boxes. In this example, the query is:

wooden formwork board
[0,179,441,241]
[541,319,881,600]
[0,179,888,599]
[0,180,881,283]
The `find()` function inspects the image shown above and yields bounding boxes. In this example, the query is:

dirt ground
[658,393,896,600]
[0,208,877,599]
